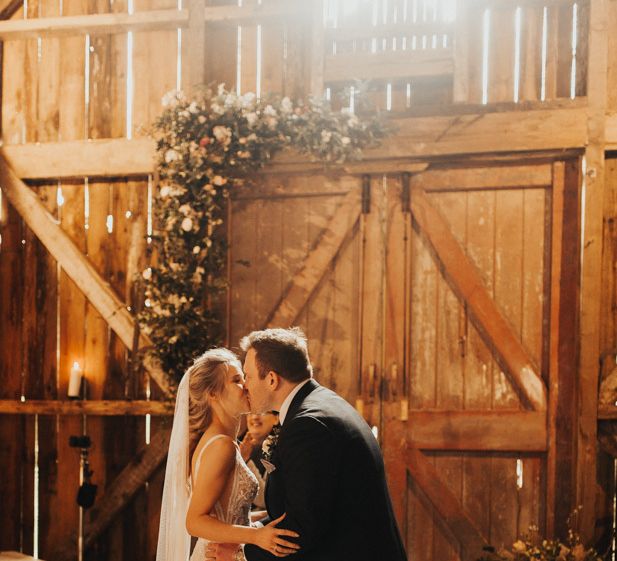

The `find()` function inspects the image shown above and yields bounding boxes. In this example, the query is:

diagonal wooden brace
[410,185,547,411]
[407,444,488,560]
[0,153,174,398]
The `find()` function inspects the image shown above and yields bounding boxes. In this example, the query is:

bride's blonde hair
[187,348,242,464]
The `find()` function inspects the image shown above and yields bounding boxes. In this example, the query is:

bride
[156,348,301,561]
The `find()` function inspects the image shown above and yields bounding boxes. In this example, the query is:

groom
[215,327,407,561]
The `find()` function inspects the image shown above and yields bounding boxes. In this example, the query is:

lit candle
[68,361,83,399]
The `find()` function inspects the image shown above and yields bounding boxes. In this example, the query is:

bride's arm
[185,438,298,554]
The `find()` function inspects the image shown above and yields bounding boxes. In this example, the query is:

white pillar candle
[68,361,83,399]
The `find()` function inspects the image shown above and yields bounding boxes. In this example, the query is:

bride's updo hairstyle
[187,347,242,463]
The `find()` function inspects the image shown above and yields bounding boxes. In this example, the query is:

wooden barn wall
[228,163,557,560]
[0,1,598,561]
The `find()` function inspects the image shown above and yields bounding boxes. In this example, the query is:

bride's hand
[253,513,300,557]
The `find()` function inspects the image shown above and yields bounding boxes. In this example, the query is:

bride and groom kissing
[156,327,407,561]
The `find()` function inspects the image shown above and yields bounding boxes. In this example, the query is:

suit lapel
[283,378,319,425]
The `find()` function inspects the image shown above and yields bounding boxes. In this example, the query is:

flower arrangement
[139,84,390,381]
[478,511,603,561]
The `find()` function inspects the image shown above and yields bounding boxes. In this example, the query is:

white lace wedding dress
[189,434,259,561]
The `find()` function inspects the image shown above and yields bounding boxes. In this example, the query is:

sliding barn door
[378,160,580,561]
[229,159,579,561]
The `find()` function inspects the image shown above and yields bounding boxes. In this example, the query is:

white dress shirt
[278,378,312,425]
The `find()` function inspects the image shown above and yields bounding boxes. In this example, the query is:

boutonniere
[261,423,281,462]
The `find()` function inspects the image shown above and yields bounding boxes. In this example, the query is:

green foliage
[138,84,390,381]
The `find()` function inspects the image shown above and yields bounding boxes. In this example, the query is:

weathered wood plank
[3,107,590,179]
[54,426,171,561]
[578,0,607,541]
[324,49,454,83]
[414,164,552,192]
[410,186,547,411]
[266,188,360,327]
[407,445,488,561]
[2,138,155,179]
[408,411,546,451]
[0,155,174,397]
[0,399,174,415]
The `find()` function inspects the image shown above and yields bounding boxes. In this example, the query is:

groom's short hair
[240,327,313,383]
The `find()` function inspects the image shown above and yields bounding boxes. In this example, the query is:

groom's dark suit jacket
[244,379,407,561]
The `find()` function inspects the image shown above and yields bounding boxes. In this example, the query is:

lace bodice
[189,435,259,561]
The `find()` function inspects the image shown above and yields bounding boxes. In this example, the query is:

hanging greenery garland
[139,84,390,381]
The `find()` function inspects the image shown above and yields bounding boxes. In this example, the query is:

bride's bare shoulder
[192,433,236,479]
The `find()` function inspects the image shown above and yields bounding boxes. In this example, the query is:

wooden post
[578,0,608,542]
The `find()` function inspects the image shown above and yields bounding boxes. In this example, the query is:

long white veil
[156,373,192,561]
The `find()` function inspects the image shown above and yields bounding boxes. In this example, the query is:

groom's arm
[277,416,340,552]
[245,417,339,561]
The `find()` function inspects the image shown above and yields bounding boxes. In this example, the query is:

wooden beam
[324,49,454,83]
[0,399,174,415]
[577,0,608,541]
[202,0,302,24]
[0,9,187,39]
[2,138,155,179]
[266,189,361,327]
[0,155,174,398]
[410,186,548,411]
[407,444,488,560]
[3,108,589,180]
[0,0,300,39]
[411,163,553,192]
[408,410,547,451]
[55,426,171,561]
[0,0,21,20]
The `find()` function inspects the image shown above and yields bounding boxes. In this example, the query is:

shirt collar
[278,378,312,425]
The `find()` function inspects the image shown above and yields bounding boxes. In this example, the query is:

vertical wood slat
[54,0,89,556]
[204,0,237,90]
[578,0,608,542]
[452,0,469,103]
[519,4,542,102]
[0,200,25,552]
[489,4,515,104]
[380,175,408,539]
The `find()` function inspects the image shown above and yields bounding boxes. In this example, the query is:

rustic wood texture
[410,185,547,411]
[0,399,174,414]
[0,2,609,561]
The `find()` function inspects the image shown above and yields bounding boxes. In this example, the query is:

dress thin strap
[193,434,234,481]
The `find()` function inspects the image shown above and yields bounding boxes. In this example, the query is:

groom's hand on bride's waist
[205,542,240,561]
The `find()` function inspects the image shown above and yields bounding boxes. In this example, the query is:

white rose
[181,217,193,232]
[213,125,231,143]
[212,175,227,186]
[178,204,192,215]
[142,267,152,280]
[198,115,206,124]
[341,136,351,145]
[160,185,171,198]
[169,334,179,344]
[217,83,226,95]
[188,101,199,113]
[161,90,177,107]
[321,130,332,143]
[164,149,179,163]
[280,97,292,113]
[264,104,277,117]
[246,112,258,127]
[193,245,201,254]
